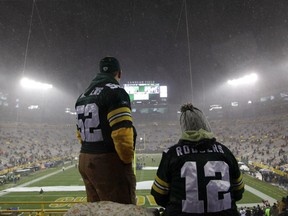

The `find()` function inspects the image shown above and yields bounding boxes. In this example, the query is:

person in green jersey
[151,103,244,216]
[75,56,137,204]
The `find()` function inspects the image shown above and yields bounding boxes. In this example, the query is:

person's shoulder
[162,141,182,154]
[105,82,121,90]
[104,83,128,95]
[214,141,231,152]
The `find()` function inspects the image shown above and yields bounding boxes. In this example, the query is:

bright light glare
[65,107,76,115]
[28,105,39,110]
[209,104,222,111]
[227,73,258,86]
[20,77,53,90]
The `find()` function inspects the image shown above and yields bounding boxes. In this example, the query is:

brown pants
[78,152,136,204]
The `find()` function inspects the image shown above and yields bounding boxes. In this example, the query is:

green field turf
[0,154,286,213]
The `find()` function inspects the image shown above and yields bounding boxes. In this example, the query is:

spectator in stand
[240,207,246,216]
[278,197,288,215]
[246,207,252,216]
[264,205,270,216]
[255,204,264,216]
[151,103,244,216]
[75,57,137,204]
[269,203,279,216]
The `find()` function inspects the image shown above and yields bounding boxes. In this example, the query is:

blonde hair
[180,103,211,132]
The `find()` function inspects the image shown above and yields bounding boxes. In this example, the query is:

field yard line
[244,185,277,204]
[237,185,277,208]
[0,164,74,197]
[0,166,279,209]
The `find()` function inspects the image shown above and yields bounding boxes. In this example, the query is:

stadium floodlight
[20,77,53,90]
[227,73,258,86]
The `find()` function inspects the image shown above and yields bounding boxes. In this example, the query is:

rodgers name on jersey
[175,143,224,156]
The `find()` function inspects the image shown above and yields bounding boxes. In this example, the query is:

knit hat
[180,103,212,132]
[99,57,121,73]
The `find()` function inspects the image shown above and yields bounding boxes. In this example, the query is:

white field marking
[244,185,277,204]
[2,182,277,201]
[142,167,158,170]
[0,166,278,208]
[2,181,154,192]
[0,164,75,197]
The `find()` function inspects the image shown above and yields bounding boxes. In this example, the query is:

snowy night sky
[1,0,288,106]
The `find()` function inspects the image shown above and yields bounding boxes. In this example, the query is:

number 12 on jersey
[181,161,231,213]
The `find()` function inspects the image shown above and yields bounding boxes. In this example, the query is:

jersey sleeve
[151,150,171,207]
[76,130,82,144]
[226,148,245,201]
[107,88,136,164]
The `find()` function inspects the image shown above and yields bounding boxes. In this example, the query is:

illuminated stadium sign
[123,81,167,102]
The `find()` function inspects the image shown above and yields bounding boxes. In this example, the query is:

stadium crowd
[0,123,78,172]
[0,112,287,215]
[1,114,287,178]
[135,114,288,171]
[238,196,288,216]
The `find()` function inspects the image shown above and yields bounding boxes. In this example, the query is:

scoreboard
[123,81,167,103]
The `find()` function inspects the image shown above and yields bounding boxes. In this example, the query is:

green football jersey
[75,74,134,154]
[151,138,244,216]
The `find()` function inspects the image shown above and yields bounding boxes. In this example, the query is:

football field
[0,154,286,213]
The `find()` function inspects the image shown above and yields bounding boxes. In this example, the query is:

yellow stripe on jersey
[231,173,244,191]
[107,107,132,127]
[107,107,131,119]
[76,130,82,144]
[152,183,169,195]
[155,176,170,188]
[109,116,133,127]
[233,181,245,191]
[151,175,170,195]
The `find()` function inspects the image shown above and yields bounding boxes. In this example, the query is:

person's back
[279,197,287,214]
[75,57,137,204]
[265,207,270,216]
[257,207,265,216]
[246,208,252,216]
[151,103,244,216]
[270,203,278,216]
